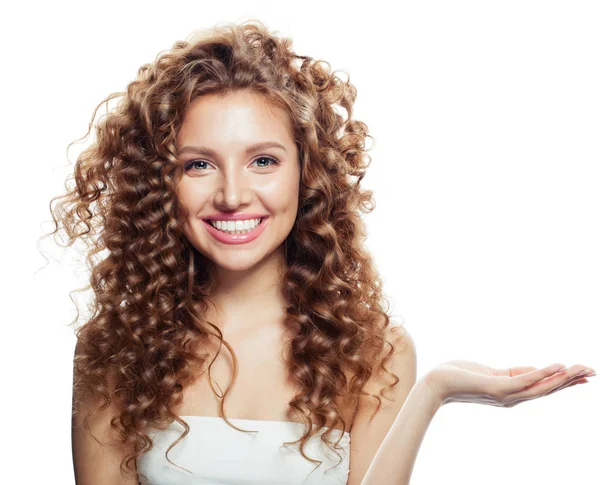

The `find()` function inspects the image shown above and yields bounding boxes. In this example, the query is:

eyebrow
[178,141,287,157]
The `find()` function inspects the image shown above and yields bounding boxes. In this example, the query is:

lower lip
[202,217,269,245]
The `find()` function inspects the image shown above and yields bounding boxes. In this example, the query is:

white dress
[136,416,351,485]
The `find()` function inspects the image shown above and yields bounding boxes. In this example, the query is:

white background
[3,1,598,484]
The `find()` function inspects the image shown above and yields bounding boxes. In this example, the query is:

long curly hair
[46,18,404,482]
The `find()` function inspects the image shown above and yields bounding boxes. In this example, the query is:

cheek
[259,179,299,215]
[176,181,208,211]
[260,165,300,210]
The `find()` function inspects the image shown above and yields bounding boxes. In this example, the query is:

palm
[427,360,594,407]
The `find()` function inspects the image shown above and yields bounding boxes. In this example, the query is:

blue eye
[184,160,210,171]
[251,156,279,168]
[184,156,279,172]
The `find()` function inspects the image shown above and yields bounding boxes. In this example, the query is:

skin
[174,90,300,335]
[354,361,596,485]
[425,359,596,407]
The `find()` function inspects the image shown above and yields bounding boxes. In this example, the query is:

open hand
[426,360,596,407]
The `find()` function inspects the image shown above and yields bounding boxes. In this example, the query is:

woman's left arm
[358,374,443,485]
[358,359,595,485]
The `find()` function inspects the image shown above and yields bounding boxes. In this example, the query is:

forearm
[360,376,443,485]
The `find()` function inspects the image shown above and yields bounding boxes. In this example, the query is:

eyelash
[183,156,280,172]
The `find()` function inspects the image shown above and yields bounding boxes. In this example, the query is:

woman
[51,19,594,485]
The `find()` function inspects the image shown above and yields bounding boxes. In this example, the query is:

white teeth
[209,218,263,234]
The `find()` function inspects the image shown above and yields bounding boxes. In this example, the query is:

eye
[251,156,279,169]
[184,160,212,171]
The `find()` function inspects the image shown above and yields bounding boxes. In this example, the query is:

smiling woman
[43,15,594,485]
[47,18,413,485]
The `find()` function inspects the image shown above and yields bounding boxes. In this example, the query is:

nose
[213,172,253,210]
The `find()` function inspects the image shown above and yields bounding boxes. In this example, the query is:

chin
[207,251,267,272]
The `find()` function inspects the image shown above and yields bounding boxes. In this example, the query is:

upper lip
[202,212,268,221]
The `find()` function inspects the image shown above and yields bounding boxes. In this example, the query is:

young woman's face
[175,90,300,272]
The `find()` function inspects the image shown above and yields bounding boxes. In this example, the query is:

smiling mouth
[202,216,267,235]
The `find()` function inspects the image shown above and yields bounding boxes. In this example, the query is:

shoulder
[367,316,417,397]
[346,317,417,484]
[385,316,412,347]
[345,316,417,420]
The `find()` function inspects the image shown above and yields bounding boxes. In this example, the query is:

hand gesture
[426,360,595,407]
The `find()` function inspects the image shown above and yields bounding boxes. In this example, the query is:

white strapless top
[136,416,351,485]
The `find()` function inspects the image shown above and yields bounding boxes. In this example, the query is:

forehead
[176,91,292,148]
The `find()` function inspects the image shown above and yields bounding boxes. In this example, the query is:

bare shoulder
[385,316,413,348]
[365,316,416,395]
[72,342,139,485]
[346,317,417,485]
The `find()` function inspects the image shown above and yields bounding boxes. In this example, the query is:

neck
[206,247,288,334]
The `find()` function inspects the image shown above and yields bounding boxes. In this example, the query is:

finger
[515,363,567,388]
[506,367,589,401]
[502,378,588,407]
[497,364,567,396]
[545,377,588,396]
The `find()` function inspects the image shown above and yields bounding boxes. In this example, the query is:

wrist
[421,369,449,407]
